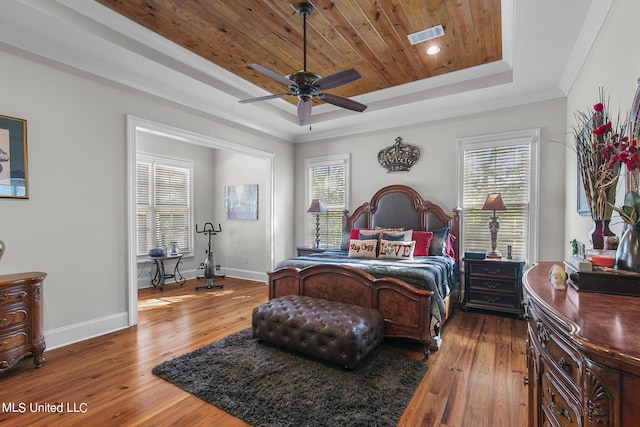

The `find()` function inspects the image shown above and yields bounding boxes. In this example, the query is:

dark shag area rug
[152,328,428,427]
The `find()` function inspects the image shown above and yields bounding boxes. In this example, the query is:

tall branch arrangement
[573,88,629,220]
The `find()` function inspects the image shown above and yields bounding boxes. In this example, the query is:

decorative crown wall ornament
[377,137,421,172]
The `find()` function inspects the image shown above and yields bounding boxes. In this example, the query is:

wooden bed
[268,184,462,356]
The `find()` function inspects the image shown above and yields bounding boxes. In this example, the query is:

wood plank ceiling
[95,0,501,106]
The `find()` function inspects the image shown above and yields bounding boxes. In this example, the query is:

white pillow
[348,239,378,258]
[379,239,415,259]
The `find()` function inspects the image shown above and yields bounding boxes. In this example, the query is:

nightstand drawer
[467,262,520,279]
[468,277,517,293]
[466,290,518,308]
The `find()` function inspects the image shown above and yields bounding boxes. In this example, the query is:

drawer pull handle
[546,387,555,400]
[523,376,529,387]
[0,341,6,346]
[0,318,7,323]
[485,282,498,289]
[558,357,570,370]
[19,292,26,299]
[549,402,572,422]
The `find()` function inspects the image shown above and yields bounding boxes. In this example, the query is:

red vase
[590,219,614,250]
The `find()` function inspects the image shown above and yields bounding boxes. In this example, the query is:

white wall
[0,46,294,348]
[212,150,271,281]
[565,0,640,258]
[294,98,568,263]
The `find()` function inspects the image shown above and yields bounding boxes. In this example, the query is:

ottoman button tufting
[252,295,384,369]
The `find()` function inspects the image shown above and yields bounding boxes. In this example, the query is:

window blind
[305,155,349,248]
[462,143,531,262]
[136,155,192,257]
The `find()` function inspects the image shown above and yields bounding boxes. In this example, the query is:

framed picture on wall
[225,184,258,220]
[577,171,590,216]
[0,115,28,198]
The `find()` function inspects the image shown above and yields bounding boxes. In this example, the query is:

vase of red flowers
[573,88,629,249]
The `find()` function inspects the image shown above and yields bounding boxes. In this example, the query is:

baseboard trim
[45,312,129,350]
[222,268,267,283]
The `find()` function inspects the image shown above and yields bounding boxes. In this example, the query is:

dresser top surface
[524,262,640,370]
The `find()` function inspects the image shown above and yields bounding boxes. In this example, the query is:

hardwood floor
[0,277,528,426]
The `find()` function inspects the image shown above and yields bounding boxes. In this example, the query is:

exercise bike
[195,222,224,290]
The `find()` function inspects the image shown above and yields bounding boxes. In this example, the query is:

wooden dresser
[523,262,640,427]
[0,272,46,373]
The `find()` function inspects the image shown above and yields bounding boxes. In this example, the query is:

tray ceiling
[95,0,502,105]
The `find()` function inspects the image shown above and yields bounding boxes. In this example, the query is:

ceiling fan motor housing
[296,3,313,18]
[288,71,321,96]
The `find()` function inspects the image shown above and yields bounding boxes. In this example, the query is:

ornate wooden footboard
[268,264,433,358]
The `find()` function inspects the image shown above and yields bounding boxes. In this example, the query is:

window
[136,154,193,258]
[305,154,350,248]
[458,130,539,263]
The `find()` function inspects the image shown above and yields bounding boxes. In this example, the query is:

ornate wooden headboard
[342,185,462,262]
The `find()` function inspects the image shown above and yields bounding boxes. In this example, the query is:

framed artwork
[0,115,28,198]
[575,120,591,216]
[225,184,258,220]
[577,171,590,216]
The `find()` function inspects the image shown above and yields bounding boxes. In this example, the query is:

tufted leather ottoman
[252,295,385,369]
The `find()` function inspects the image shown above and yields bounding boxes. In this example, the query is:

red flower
[594,103,604,112]
[593,122,612,135]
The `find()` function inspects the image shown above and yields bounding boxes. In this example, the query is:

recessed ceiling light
[426,46,440,55]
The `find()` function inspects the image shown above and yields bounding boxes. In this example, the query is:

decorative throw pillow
[348,239,378,258]
[412,231,434,256]
[382,229,413,241]
[349,228,366,240]
[379,239,415,259]
[382,232,405,241]
[375,226,405,231]
[445,233,457,259]
[428,227,450,257]
[358,229,382,240]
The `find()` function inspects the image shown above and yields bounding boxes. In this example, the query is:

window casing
[305,154,350,248]
[458,130,539,264]
[136,154,194,259]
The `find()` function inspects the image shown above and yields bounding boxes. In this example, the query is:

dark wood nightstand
[296,246,329,256]
[462,258,525,317]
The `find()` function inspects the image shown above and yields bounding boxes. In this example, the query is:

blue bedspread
[275,250,458,321]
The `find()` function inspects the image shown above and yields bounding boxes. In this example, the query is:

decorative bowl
[586,249,616,268]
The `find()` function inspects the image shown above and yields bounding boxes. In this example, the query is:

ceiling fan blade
[239,93,291,103]
[315,68,361,90]
[318,93,367,112]
[297,98,312,121]
[248,64,294,86]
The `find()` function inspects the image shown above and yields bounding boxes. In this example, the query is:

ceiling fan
[239,2,367,121]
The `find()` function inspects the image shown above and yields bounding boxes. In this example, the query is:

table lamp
[307,199,328,248]
[482,193,507,258]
